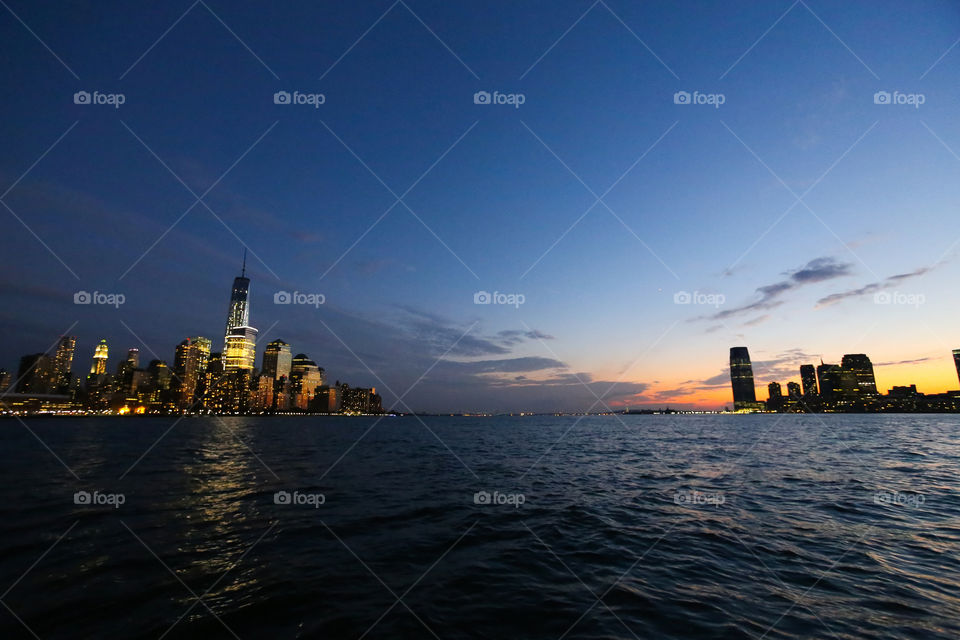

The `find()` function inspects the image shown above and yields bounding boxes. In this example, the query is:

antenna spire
[241,248,247,277]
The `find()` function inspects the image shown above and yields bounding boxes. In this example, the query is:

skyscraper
[90,339,109,375]
[816,362,843,401]
[262,340,292,380]
[953,349,960,387]
[53,336,76,392]
[224,253,251,346]
[16,354,56,394]
[841,354,878,397]
[173,337,212,409]
[729,347,757,410]
[800,364,818,397]
[222,255,257,371]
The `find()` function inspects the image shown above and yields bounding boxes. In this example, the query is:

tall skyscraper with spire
[225,250,251,341]
[223,251,258,371]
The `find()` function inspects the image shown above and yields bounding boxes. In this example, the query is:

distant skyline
[2,1,960,412]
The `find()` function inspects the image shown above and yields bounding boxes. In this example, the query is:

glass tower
[729,346,757,410]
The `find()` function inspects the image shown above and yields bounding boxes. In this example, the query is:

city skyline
[1,2,959,412]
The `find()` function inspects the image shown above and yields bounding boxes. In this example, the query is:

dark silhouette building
[729,347,758,410]
[800,364,818,397]
[841,354,878,397]
[954,349,960,387]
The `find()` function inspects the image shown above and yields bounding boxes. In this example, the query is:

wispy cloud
[703,257,852,321]
[816,265,935,307]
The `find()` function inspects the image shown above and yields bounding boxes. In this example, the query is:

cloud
[742,314,770,327]
[874,356,936,367]
[816,265,935,307]
[704,257,852,321]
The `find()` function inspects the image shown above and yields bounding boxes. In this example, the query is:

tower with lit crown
[90,339,109,375]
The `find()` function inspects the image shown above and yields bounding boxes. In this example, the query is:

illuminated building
[224,326,258,370]
[90,339,109,375]
[253,375,274,410]
[800,364,818,397]
[786,381,801,399]
[53,336,76,392]
[339,383,383,414]
[262,340,292,380]
[222,258,257,371]
[312,385,340,413]
[729,347,758,410]
[0,369,11,393]
[841,354,878,397]
[174,337,212,409]
[290,354,324,409]
[224,254,251,348]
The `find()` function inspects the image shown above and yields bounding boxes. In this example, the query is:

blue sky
[2,1,959,411]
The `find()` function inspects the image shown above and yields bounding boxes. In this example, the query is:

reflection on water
[0,414,959,639]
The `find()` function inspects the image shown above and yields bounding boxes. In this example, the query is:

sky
[1,0,959,412]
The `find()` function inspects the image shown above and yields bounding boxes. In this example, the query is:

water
[1,414,959,639]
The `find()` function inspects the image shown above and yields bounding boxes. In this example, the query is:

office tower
[339,384,383,414]
[53,336,76,392]
[0,369,11,393]
[290,354,324,409]
[313,385,340,413]
[841,354,878,397]
[173,337,212,409]
[768,381,782,398]
[126,348,140,370]
[729,347,757,410]
[800,364,818,396]
[816,362,843,401]
[224,254,251,347]
[222,256,258,371]
[262,340,292,380]
[953,349,960,387]
[253,375,274,410]
[15,354,56,394]
[786,381,801,399]
[224,326,258,370]
[90,339,109,375]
